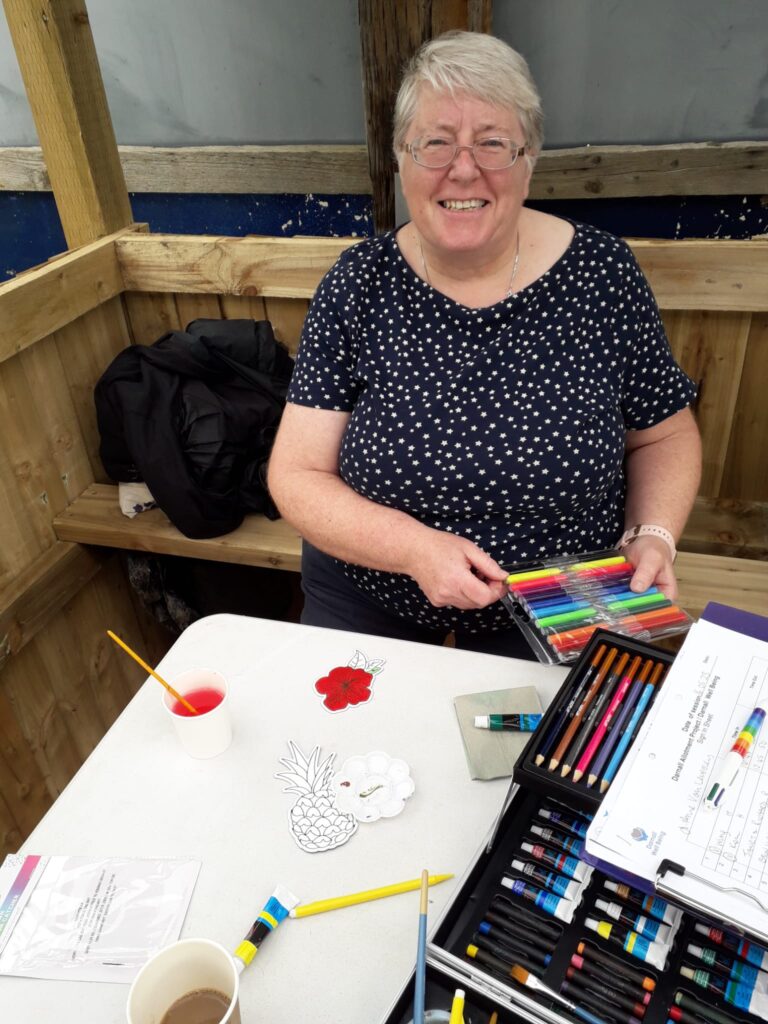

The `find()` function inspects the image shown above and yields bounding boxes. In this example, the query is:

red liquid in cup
[171,686,224,717]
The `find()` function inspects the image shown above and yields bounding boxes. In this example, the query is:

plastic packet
[0,854,200,983]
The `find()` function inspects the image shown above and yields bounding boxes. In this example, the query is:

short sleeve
[286,251,363,412]
[618,247,697,430]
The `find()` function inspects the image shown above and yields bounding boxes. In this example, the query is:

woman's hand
[624,536,678,601]
[406,529,508,609]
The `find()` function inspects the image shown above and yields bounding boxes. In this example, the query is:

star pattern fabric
[287,220,697,634]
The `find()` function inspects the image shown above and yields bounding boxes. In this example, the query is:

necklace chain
[417,232,521,300]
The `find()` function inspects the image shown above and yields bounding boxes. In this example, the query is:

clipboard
[584,603,768,947]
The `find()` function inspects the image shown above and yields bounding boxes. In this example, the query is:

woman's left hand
[623,536,678,600]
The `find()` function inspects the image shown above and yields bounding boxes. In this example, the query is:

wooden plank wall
[0,293,169,857]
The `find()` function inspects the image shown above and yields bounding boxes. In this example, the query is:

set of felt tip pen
[505,553,691,660]
[530,639,669,790]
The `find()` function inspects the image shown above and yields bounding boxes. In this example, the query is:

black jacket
[95,318,294,538]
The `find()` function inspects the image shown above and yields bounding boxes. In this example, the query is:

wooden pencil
[561,651,630,778]
[548,645,617,771]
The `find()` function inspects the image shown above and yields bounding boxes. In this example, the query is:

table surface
[0,614,568,1023]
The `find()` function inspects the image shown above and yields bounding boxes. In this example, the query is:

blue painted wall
[3,190,766,281]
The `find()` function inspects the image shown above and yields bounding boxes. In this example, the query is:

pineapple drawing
[276,741,358,853]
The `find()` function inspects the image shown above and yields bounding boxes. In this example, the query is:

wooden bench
[53,484,768,620]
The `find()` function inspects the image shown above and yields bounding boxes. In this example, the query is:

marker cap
[474,715,490,729]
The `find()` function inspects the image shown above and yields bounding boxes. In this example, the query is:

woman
[268,31,701,657]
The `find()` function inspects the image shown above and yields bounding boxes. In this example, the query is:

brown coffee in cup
[159,987,231,1024]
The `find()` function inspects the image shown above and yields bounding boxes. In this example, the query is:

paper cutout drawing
[276,741,358,853]
[314,650,386,713]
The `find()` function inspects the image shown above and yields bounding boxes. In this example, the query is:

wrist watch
[618,524,677,562]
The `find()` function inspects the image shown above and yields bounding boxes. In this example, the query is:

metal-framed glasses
[405,136,526,170]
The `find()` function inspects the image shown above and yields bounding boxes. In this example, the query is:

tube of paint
[508,860,580,900]
[585,916,668,970]
[233,883,299,972]
[501,877,576,922]
[519,840,588,882]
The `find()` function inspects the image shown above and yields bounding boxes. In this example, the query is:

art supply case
[501,548,693,666]
[381,631,768,1024]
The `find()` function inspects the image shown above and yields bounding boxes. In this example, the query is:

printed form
[586,619,768,939]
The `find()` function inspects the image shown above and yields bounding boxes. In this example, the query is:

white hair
[393,31,544,165]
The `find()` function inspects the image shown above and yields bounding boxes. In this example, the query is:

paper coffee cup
[127,937,240,1024]
[163,668,232,759]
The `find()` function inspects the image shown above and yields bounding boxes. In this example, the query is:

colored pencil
[413,870,429,1024]
[600,663,666,792]
[448,988,465,1024]
[535,643,607,765]
[572,655,642,782]
[561,652,630,778]
[289,873,453,917]
[548,646,618,770]
[587,659,654,787]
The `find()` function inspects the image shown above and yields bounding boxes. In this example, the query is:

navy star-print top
[287,220,697,633]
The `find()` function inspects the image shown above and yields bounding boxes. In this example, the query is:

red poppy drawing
[314,650,386,713]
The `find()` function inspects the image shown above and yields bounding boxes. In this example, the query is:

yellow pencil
[289,873,453,918]
[448,988,465,1024]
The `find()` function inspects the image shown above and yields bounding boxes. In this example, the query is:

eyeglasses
[405,137,526,170]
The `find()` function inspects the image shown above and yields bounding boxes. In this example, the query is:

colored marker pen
[474,713,542,732]
[484,910,557,954]
[501,877,574,921]
[489,895,562,942]
[585,917,668,970]
[528,824,584,857]
[507,861,579,900]
[474,925,552,968]
[705,706,766,809]
[519,840,588,882]
[570,953,652,1003]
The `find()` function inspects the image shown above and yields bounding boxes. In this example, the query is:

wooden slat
[3,140,768,199]
[219,294,268,322]
[54,484,302,572]
[681,498,768,561]
[676,551,768,620]
[721,312,768,501]
[529,141,768,200]
[54,297,133,482]
[263,297,310,357]
[630,239,768,311]
[122,292,182,346]
[173,293,224,329]
[116,234,355,297]
[115,234,768,311]
[0,542,105,667]
[662,309,752,495]
[2,0,133,248]
[0,228,131,365]
[0,681,52,849]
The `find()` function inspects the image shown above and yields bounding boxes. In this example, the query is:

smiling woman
[267,30,702,657]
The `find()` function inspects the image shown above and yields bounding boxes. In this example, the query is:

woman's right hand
[405,529,508,610]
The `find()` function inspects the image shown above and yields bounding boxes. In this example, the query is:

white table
[0,614,568,1023]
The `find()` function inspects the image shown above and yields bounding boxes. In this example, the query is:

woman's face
[399,87,533,258]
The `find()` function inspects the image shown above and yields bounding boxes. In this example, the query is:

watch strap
[618,524,677,561]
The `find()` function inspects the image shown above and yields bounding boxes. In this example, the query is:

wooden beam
[358,1,491,232]
[630,239,768,312]
[0,227,142,366]
[675,551,768,620]
[116,234,354,297]
[0,542,105,668]
[530,141,768,200]
[115,232,768,311]
[54,485,303,572]
[2,140,766,199]
[680,498,768,561]
[2,0,133,247]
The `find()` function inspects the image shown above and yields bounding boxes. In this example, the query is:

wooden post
[358,0,492,232]
[3,0,134,248]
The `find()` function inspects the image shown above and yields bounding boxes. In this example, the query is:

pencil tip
[600,781,609,793]
[586,775,596,787]
[548,759,559,771]
[572,770,583,782]
[561,765,571,778]
[535,755,544,766]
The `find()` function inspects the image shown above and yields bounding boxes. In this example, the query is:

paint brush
[413,869,429,1024]
[107,630,198,714]
[509,964,610,1024]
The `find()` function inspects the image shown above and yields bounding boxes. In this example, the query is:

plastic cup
[163,668,232,758]
[127,937,240,1024]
